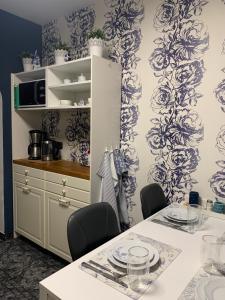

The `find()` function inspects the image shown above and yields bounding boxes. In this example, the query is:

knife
[151,219,188,232]
[89,260,125,278]
[81,262,128,288]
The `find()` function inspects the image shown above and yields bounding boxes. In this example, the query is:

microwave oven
[18,79,46,107]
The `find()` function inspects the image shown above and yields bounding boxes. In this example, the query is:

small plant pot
[54,49,68,65]
[22,58,33,72]
[89,38,104,57]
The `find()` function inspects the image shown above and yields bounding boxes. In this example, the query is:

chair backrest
[67,202,120,261]
[140,183,168,219]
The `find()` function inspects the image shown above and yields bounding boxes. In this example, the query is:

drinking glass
[187,204,202,233]
[216,241,225,275]
[127,246,150,293]
[201,235,221,275]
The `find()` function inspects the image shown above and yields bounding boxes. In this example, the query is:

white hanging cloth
[97,151,121,230]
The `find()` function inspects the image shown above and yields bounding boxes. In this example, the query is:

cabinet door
[45,192,81,261]
[14,182,44,246]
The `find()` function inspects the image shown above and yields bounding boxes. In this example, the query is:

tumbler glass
[127,246,150,293]
[201,235,220,275]
[187,204,202,233]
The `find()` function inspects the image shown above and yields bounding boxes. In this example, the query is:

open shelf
[14,67,46,82]
[16,105,91,111]
[48,81,91,92]
[48,57,91,74]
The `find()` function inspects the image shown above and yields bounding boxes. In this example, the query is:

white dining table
[39,209,225,300]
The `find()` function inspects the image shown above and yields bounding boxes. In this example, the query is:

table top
[40,211,225,300]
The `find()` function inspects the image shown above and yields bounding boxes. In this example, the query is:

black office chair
[140,183,168,219]
[67,202,120,261]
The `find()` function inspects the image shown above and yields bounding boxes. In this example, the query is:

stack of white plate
[195,277,225,300]
[163,207,198,224]
[108,241,160,270]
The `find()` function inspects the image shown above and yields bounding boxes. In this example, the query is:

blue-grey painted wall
[0,10,42,235]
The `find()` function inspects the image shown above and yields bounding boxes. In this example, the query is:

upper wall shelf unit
[15,67,46,82]
[12,56,94,110]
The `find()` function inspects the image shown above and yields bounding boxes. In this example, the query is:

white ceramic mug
[64,78,71,84]
[78,73,86,82]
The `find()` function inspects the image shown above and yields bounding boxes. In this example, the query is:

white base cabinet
[13,163,90,261]
[14,182,44,246]
[45,192,87,261]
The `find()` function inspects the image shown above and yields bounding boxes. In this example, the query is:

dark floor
[0,236,67,299]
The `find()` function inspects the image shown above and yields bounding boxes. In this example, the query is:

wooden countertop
[13,159,90,180]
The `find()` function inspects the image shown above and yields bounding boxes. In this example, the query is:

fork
[89,260,126,278]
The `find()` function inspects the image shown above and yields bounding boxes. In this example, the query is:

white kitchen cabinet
[11,55,121,261]
[13,164,90,261]
[14,182,44,246]
[45,192,87,261]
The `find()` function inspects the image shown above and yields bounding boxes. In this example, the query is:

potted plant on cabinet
[21,51,33,72]
[54,41,69,65]
[88,29,105,57]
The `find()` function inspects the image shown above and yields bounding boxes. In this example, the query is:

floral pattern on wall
[147,0,209,203]
[66,6,95,60]
[65,110,90,165]
[103,0,144,210]
[210,77,225,199]
[42,20,61,66]
[42,111,60,138]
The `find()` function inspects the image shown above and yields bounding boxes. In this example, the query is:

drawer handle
[62,179,66,186]
[58,198,70,207]
[25,170,29,176]
[25,179,29,185]
[62,189,66,197]
[22,187,31,194]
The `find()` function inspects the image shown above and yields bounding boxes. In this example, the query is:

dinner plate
[163,214,196,224]
[112,241,154,264]
[195,276,225,300]
[108,245,160,271]
[164,207,197,222]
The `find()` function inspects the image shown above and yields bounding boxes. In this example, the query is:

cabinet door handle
[58,198,70,207]
[22,187,31,194]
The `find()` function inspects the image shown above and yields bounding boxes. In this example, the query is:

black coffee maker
[28,130,46,160]
[41,139,63,161]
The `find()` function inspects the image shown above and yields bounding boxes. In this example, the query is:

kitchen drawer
[14,173,45,190]
[13,164,44,179]
[45,181,90,203]
[66,175,90,191]
[45,171,90,191]
[45,171,67,186]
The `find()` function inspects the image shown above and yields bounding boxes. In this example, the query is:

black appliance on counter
[28,130,46,160]
[41,139,63,161]
[28,130,62,161]
[18,80,45,108]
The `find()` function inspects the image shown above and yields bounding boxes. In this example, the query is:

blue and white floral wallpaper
[103,0,144,210]
[42,0,225,223]
[66,6,95,60]
[147,0,209,203]
[209,1,225,200]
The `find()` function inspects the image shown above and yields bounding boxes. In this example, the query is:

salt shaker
[206,199,213,211]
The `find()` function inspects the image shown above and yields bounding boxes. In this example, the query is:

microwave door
[19,82,35,106]
[18,80,46,107]
[37,80,45,105]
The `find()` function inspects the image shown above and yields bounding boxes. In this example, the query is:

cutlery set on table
[81,233,181,298]
[152,205,202,233]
